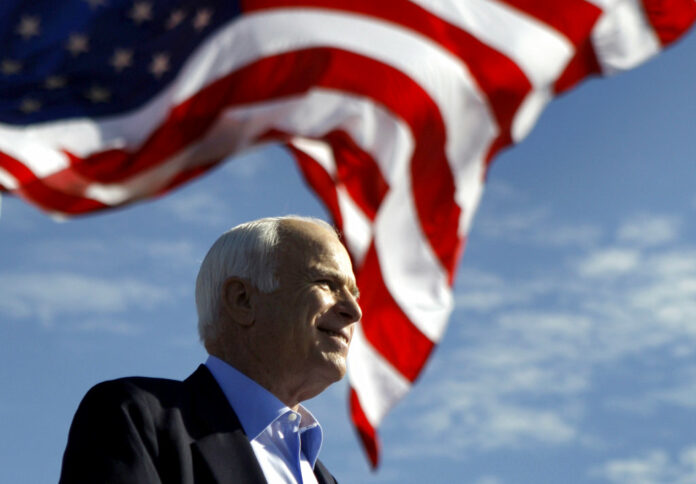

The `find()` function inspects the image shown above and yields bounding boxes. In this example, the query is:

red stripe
[641,0,696,46]
[285,128,436,378]
[350,388,380,468]
[290,48,461,280]
[500,0,602,47]
[257,126,386,231]
[357,243,435,382]
[206,47,461,279]
[63,48,449,382]
[0,152,107,215]
[21,29,461,274]
[273,128,389,222]
[243,0,532,167]
[553,40,601,94]
[325,130,388,221]
[30,47,392,213]
[286,143,345,233]
[62,98,222,184]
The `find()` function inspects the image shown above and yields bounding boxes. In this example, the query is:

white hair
[196,215,334,344]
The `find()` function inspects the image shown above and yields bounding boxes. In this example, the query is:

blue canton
[0,0,241,124]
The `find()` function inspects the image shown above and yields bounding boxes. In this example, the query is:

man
[59,216,362,483]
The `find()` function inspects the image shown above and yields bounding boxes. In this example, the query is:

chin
[320,355,347,382]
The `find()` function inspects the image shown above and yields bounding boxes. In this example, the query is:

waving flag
[1,0,694,467]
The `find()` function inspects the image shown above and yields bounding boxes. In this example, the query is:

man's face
[252,221,362,402]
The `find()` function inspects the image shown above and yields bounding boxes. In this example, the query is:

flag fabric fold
[1,0,694,467]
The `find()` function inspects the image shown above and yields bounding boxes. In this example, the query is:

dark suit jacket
[59,365,338,483]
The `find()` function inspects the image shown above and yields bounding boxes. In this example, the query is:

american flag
[1,0,694,467]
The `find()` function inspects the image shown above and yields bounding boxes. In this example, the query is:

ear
[220,277,255,327]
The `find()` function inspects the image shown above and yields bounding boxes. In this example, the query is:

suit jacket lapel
[313,459,336,484]
[192,431,267,484]
[185,365,267,484]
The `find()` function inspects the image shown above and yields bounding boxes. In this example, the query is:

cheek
[304,290,333,315]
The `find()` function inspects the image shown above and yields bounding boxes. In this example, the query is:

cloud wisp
[386,204,696,462]
[591,445,696,484]
[0,272,171,330]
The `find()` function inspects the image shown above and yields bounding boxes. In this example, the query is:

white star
[110,48,133,72]
[19,98,41,114]
[66,33,89,56]
[166,9,186,29]
[44,75,67,89]
[85,86,111,103]
[16,15,41,40]
[83,0,107,8]
[129,1,153,24]
[149,53,170,78]
[1,59,22,75]
[192,8,213,31]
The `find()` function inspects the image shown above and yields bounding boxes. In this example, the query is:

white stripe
[409,0,574,147]
[410,0,575,87]
[374,174,454,342]
[336,186,373,267]
[0,134,70,177]
[289,137,337,176]
[206,93,453,335]
[452,150,487,237]
[511,88,554,143]
[84,121,249,204]
[591,0,661,74]
[347,325,411,427]
[0,167,18,190]
[80,89,405,207]
[3,8,491,267]
[584,0,620,9]
[236,9,497,204]
[0,80,180,160]
[289,138,373,266]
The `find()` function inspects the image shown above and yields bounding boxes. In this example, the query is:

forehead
[277,222,355,279]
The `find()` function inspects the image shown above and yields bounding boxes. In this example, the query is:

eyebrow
[313,267,360,298]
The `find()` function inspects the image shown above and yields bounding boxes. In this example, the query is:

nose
[338,289,362,324]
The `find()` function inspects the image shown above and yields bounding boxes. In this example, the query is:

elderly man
[59,216,362,484]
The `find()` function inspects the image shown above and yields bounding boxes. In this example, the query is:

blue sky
[1,28,695,484]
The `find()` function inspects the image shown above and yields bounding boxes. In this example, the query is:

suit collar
[185,365,267,484]
[184,365,335,484]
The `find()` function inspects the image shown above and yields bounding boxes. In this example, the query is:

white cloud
[454,269,550,312]
[480,403,577,448]
[475,207,549,239]
[475,206,602,248]
[617,214,681,247]
[135,238,200,263]
[382,198,696,463]
[222,143,277,179]
[541,223,603,247]
[69,318,143,335]
[474,183,602,248]
[159,190,232,227]
[474,477,504,484]
[0,272,170,325]
[393,229,696,459]
[591,445,696,484]
[576,247,641,278]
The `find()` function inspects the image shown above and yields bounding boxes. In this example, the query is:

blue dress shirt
[205,355,324,484]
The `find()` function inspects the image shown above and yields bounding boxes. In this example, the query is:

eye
[315,279,333,289]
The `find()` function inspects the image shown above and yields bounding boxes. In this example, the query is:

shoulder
[79,375,185,413]
[73,366,216,426]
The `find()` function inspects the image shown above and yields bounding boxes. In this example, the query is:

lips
[318,327,350,346]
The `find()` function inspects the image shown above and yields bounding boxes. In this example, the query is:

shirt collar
[204,355,324,465]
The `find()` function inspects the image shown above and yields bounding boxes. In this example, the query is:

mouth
[318,327,350,346]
